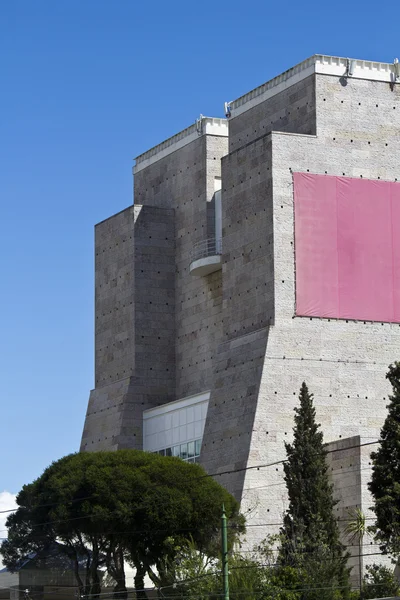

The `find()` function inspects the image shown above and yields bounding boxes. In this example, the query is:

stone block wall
[228,75,316,152]
[327,436,363,587]
[94,207,136,386]
[82,127,228,449]
[134,132,228,400]
[201,135,274,498]
[217,72,400,552]
[81,204,175,450]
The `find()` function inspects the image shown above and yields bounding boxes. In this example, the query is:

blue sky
[0,0,398,497]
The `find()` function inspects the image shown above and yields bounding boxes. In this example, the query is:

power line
[0,495,101,515]
[260,355,390,367]
[0,458,375,528]
[242,465,374,493]
[0,440,380,536]
[18,556,395,600]
[0,512,379,538]
[203,439,379,480]
[1,438,380,520]
[1,550,389,598]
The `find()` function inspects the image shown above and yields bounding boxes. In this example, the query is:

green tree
[159,539,269,600]
[278,382,350,599]
[369,362,400,558]
[0,450,243,600]
[362,564,399,599]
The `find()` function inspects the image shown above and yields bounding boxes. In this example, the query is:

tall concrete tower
[81,55,400,578]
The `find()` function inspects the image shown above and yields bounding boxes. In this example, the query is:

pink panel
[294,173,338,318]
[294,173,400,323]
[337,178,393,321]
[392,183,400,322]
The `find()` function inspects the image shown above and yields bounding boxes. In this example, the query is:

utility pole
[221,505,230,600]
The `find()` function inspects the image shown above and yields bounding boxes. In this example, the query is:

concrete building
[81,55,400,580]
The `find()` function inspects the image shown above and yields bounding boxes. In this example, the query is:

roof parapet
[134,116,228,174]
[226,54,400,118]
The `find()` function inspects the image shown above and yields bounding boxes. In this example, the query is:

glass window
[180,443,188,460]
[195,439,202,456]
[153,439,203,462]
[187,441,195,458]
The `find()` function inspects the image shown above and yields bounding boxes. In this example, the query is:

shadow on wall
[201,325,271,501]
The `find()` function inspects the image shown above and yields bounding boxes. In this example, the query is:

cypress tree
[279,382,349,597]
[369,362,400,557]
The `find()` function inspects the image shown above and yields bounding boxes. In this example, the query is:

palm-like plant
[344,508,366,598]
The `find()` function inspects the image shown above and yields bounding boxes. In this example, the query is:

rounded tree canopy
[2,450,244,573]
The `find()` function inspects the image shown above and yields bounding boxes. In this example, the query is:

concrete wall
[327,436,363,588]
[81,204,175,450]
[134,132,228,401]
[201,135,274,499]
[82,129,228,450]
[93,207,135,387]
[228,74,316,152]
[212,72,400,552]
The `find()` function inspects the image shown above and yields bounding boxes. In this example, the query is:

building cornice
[133,117,228,174]
[227,54,399,118]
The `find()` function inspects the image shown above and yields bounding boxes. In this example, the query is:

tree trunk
[113,580,128,600]
[112,547,127,600]
[134,564,148,600]
[89,539,102,599]
[70,548,85,596]
[90,574,102,599]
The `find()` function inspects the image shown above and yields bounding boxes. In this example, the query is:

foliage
[344,509,366,544]
[160,541,270,600]
[278,382,350,598]
[362,563,399,599]
[344,508,367,597]
[159,537,218,600]
[369,362,400,558]
[227,554,268,600]
[0,450,243,599]
[266,542,350,600]
[158,533,357,600]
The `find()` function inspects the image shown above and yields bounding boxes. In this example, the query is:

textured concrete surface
[82,129,228,449]
[81,204,175,450]
[208,72,400,553]
[81,58,400,571]
[228,74,316,152]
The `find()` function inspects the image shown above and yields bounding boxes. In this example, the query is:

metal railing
[190,238,222,263]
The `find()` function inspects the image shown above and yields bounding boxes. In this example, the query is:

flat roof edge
[134,117,228,174]
[228,54,399,118]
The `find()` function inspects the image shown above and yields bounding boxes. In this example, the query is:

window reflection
[153,438,202,462]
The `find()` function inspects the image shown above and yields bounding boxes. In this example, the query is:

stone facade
[81,204,175,451]
[213,65,400,551]
[81,55,400,578]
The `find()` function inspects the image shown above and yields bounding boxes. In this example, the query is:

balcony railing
[189,238,223,276]
[190,238,222,263]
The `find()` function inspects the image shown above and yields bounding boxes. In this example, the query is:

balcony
[189,238,222,276]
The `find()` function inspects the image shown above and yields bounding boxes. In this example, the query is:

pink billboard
[294,172,400,322]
